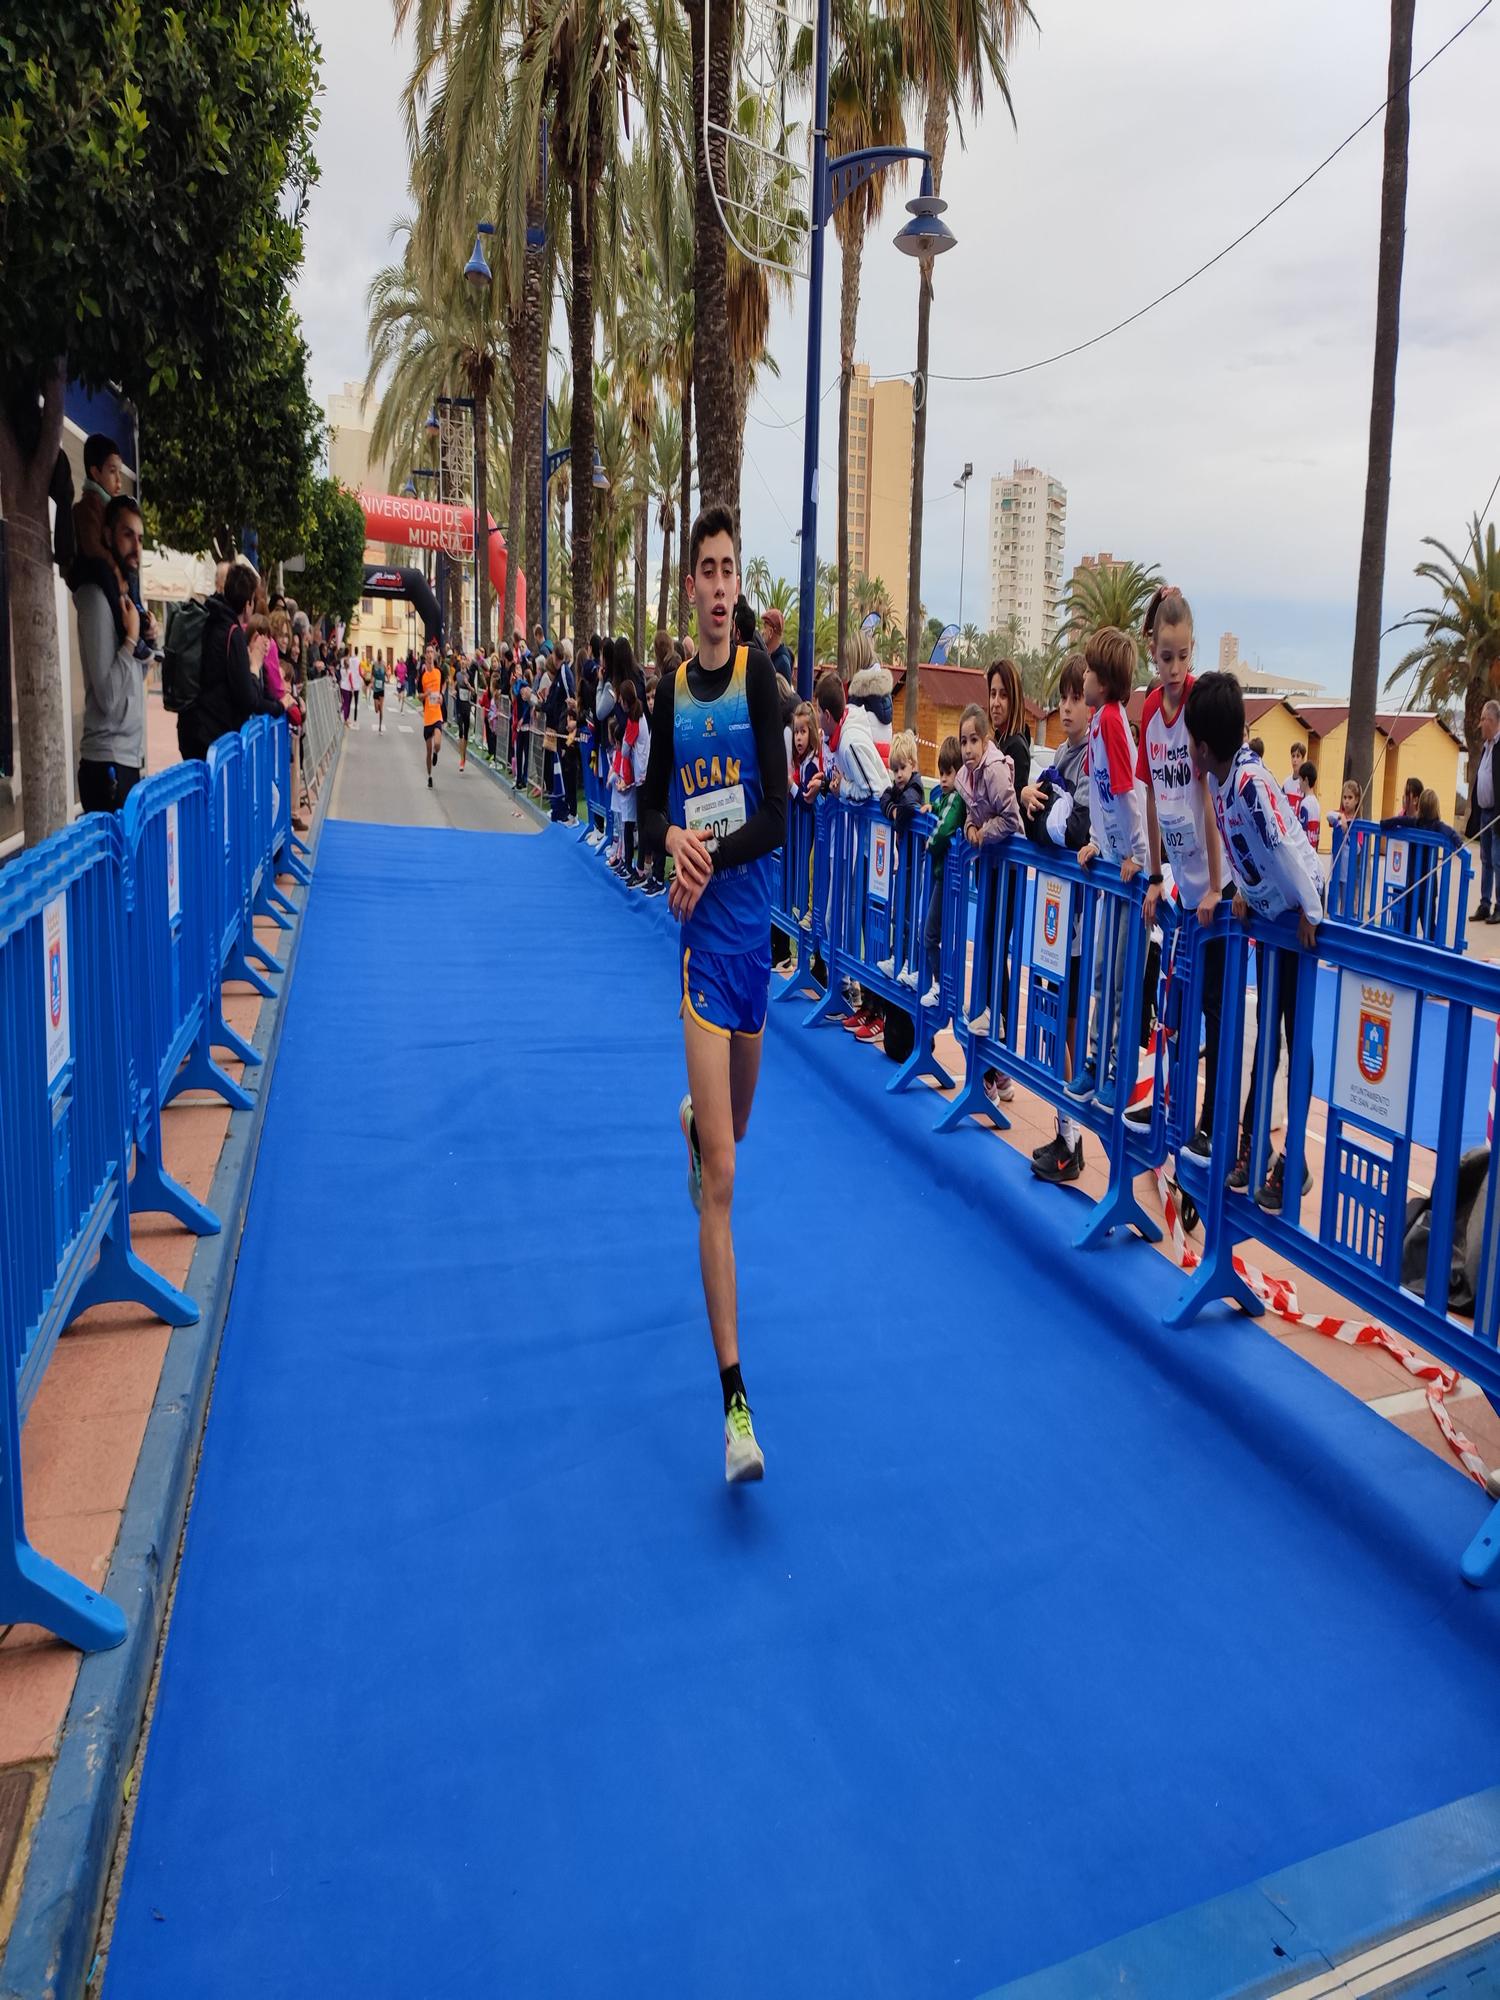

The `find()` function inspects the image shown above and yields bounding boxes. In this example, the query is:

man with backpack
[171,562,288,761]
[74,494,150,813]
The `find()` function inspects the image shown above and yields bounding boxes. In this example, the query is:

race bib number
[685,784,746,848]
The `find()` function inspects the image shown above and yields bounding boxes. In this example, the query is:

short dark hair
[1184,670,1244,764]
[1248,736,1265,758]
[223,564,258,617]
[1299,761,1318,789]
[688,504,737,574]
[937,734,962,775]
[814,670,844,719]
[1055,653,1086,702]
[104,493,142,533]
[1083,626,1135,705]
[733,598,756,643]
[1404,774,1423,801]
[84,432,121,477]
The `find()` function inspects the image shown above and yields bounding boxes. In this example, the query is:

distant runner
[422,644,443,788]
[371,656,386,733]
[638,506,787,1482]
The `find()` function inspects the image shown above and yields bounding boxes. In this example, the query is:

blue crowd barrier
[0,817,196,1651]
[1325,817,1472,952]
[1164,907,1500,1581]
[207,728,278,1032]
[122,765,253,1236]
[272,719,313,888]
[0,714,313,1649]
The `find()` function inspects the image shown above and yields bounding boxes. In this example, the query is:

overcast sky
[295,0,1498,695]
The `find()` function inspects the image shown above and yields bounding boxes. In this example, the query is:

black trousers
[78,759,140,815]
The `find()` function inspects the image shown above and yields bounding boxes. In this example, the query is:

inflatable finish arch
[357,490,526,635]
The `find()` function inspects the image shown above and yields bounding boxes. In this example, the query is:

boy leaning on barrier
[875,730,927,988]
[1184,672,1324,1213]
[1021,653,1092,1183]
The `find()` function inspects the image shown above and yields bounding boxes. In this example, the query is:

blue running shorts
[681,944,771,1038]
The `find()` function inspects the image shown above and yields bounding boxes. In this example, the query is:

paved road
[328,701,539,835]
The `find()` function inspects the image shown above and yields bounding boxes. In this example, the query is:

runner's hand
[1143,881,1161,927]
[1077,842,1098,869]
[666,826,713,917]
[1297,912,1318,951]
[1196,888,1219,928]
[1232,892,1250,924]
[1120,856,1142,883]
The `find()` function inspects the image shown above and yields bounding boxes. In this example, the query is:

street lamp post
[954,461,973,655]
[793,0,956,700]
[429,393,480,650]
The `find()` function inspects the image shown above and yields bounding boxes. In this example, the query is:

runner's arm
[710,652,787,873]
[637,671,675,851]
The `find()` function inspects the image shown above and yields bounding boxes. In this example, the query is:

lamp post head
[591,449,609,491]
[464,221,495,287]
[894,165,956,259]
[402,478,417,497]
[425,408,440,433]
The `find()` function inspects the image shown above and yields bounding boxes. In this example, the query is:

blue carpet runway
[104,821,1500,1999]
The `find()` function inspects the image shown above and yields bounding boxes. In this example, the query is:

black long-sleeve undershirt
[638,646,787,873]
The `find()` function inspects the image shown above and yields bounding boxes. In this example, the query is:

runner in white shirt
[1135,587,1224,1156]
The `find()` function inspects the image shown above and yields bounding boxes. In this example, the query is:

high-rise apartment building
[844,363,913,632]
[987,463,1066,653]
[1219,632,1240,673]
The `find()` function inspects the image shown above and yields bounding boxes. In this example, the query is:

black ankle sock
[720,1364,745,1414]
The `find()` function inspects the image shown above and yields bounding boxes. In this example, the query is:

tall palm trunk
[634,497,648,658]
[657,507,673,633]
[679,367,694,632]
[473,375,491,650]
[836,209,867,667]
[555,482,570,636]
[903,94,948,732]
[1346,0,1414,800]
[688,0,738,518]
[0,366,70,842]
[504,308,528,644]
[568,102,602,661]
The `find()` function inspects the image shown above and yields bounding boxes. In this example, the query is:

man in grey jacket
[74,494,148,814]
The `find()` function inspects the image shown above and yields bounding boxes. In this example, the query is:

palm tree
[765,575,797,613]
[593,382,635,631]
[899,0,1027,730]
[818,0,906,663]
[364,233,507,646]
[1347,0,1416,799]
[744,554,772,608]
[959,620,980,665]
[548,378,572,636]
[687,0,737,515]
[1054,557,1162,679]
[650,403,683,633]
[1392,515,1500,767]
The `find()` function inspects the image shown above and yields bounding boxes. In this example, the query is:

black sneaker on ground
[1183,1127,1214,1162]
[1489,910,1500,926]
[1477,902,1493,923]
[1227,1139,1252,1193]
[1253,1152,1313,1212]
[1124,1100,1153,1130]
[1033,1137,1083,1185]
[1031,1133,1067,1166]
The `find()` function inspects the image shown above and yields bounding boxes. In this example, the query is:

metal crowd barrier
[206,730,273,1057]
[1325,817,1472,952]
[122,764,252,1236]
[0,818,196,1651]
[243,716,295,951]
[302,675,341,800]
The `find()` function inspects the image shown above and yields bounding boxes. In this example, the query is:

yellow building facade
[845,364,913,634]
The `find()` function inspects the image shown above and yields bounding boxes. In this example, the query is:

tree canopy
[296,479,370,625]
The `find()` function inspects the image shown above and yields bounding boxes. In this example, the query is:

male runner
[639,506,788,1482]
[421,643,443,787]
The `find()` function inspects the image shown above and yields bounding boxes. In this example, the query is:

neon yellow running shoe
[724,1392,765,1483]
[679,1093,702,1214]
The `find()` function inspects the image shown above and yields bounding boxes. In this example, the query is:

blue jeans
[1481,819,1500,906]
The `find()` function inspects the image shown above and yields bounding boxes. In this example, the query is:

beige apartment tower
[845,363,913,632]
[987,463,1067,654]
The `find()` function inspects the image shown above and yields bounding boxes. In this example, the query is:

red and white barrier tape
[1152,1167,1491,1488]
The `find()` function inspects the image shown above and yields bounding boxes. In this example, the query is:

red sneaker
[855,1016,885,1043]
[841,1009,870,1033]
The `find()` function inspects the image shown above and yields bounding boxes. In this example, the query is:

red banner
[357,490,524,630]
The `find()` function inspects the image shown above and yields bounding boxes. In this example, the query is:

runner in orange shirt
[421,643,443,788]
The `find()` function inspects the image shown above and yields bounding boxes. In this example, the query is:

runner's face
[687,533,736,644]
